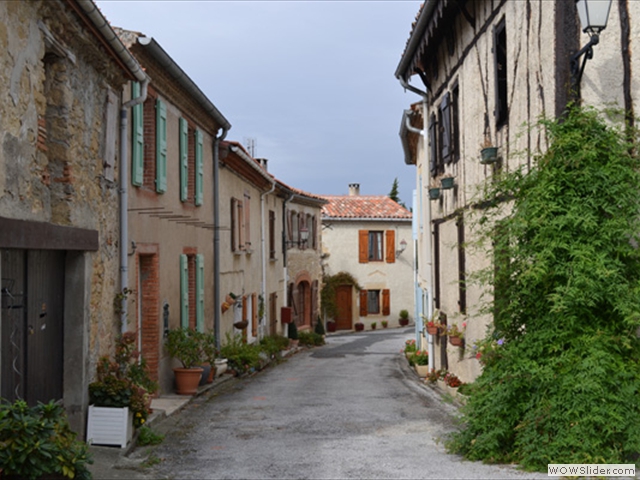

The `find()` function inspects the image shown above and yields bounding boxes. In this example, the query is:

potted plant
[411,350,429,377]
[326,319,337,332]
[399,309,410,326]
[403,339,417,361]
[222,292,238,314]
[441,176,455,190]
[87,332,157,448]
[354,322,365,332]
[428,187,441,200]
[165,327,205,395]
[447,322,466,347]
[0,400,93,479]
[381,320,388,329]
[201,331,218,384]
[424,309,443,336]
[371,321,377,330]
[288,321,299,348]
[480,136,498,164]
[315,316,326,336]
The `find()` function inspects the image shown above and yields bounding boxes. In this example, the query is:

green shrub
[0,399,93,480]
[137,425,165,446]
[287,321,298,340]
[298,331,325,346]
[448,107,640,470]
[220,332,261,373]
[314,316,326,335]
[260,334,289,356]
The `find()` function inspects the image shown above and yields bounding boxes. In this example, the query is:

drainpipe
[119,77,149,333]
[260,179,276,340]
[213,127,229,349]
[398,76,433,370]
[282,192,294,335]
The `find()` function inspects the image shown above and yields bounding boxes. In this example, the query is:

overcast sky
[97,0,422,206]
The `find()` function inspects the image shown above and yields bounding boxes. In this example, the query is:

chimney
[256,158,268,171]
[348,183,360,196]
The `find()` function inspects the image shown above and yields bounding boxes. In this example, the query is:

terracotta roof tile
[320,195,412,220]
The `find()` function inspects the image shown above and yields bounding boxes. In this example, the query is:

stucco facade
[397,0,640,383]
[321,185,413,330]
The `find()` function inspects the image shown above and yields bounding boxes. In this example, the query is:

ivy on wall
[320,271,362,320]
[448,107,640,469]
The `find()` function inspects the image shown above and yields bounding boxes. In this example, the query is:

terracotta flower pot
[327,322,337,332]
[426,325,439,336]
[173,367,204,395]
[449,336,464,347]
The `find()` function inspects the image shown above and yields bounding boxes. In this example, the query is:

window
[244,192,251,250]
[155,99,167,193]
[368,231,383,261]
[359,289,391,316]
[131,82,144,186]
[494,18,508,128]
[358,230,396,263]
[429,113,438,177]
[194,130,203,205]
[180,253,204,332]
[367,290,380,314]
[269,210,276,260]
[452,84,460,162]
[231,198,245,252]
[440,94,451,164]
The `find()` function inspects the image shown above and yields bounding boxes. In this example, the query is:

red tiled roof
[320,195,412,220]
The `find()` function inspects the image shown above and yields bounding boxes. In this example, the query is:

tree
[448,107,640,470]
[388,177,405,207]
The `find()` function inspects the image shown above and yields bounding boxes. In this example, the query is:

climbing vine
[320,271,362,320]
[448,107,640,469]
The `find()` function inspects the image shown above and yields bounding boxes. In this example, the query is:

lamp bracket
[570,33,599,88]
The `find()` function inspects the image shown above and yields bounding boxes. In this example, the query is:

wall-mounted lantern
[571,0,612,88]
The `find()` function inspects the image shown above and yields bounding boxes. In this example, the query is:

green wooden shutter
[180,254,189,328]
[179,117,188,202]
[131,82,144,186]
[195,130,204,206]
[156,99,167,193]
[196,254,205,332]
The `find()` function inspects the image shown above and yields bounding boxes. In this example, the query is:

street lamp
[571,0,612,88]
[396,239,408,257]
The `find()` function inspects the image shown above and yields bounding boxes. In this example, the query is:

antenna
[243,137,257,157]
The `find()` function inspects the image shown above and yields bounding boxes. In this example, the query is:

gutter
[260,179,276,340]
[213,127,230,350]
[136,36,231,133]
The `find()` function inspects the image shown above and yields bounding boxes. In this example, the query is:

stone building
[0,0,146,435]
[396,0,640,382]
[320,184,413,331]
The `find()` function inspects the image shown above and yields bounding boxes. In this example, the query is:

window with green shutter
[179,117,188,202]
[180,254,189,328]
[196,254,204,332]
[195,130,204,206]
[156,99,167,193]
[131,82,144,186]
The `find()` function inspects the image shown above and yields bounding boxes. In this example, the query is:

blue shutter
[156,99,167,193]
[195,129,204,206]
[179,117,188,202]
[196,254,205,332]
[180,254,189,328]
[131,82,144,186]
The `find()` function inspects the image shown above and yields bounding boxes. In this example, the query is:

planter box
[414,364,429,377]
[86,405,133,448]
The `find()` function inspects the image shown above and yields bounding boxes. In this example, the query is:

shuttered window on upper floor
[131,82,144,186]
[358,230,395,263]
[179,117,189,202]
[155,99,167,193]
[195,130,204,206]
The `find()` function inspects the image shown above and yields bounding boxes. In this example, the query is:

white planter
[214,358,228,377]
[86,405,133,448]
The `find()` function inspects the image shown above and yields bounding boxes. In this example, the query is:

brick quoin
[137,252,160,385]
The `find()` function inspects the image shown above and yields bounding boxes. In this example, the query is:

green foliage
[389,177,401,203]
[219,333,262,374]
[137,425,164,446]
[448,107,640,469]
[164,327,205,369]
[321,272,361,319]
[89,332,157,428]
[287,321,298,340]
[201,331,218,365]
[314,316,326,335]
[298,331,325,346]
[410,350,429,366]
[259,334,289,356]
[399,309,409,320]
[0,399,93,480]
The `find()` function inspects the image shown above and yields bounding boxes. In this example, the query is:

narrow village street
[113,329,543,479]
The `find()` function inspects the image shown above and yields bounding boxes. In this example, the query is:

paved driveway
[133,328,543,479]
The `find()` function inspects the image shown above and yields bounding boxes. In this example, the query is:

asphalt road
[132,328,544,479]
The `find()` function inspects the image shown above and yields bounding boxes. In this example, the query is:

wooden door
[335,285,353,330]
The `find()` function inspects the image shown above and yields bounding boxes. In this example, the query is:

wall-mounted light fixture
[396,239,408,257]
[285,227,309,248]
[570,0,612,88]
